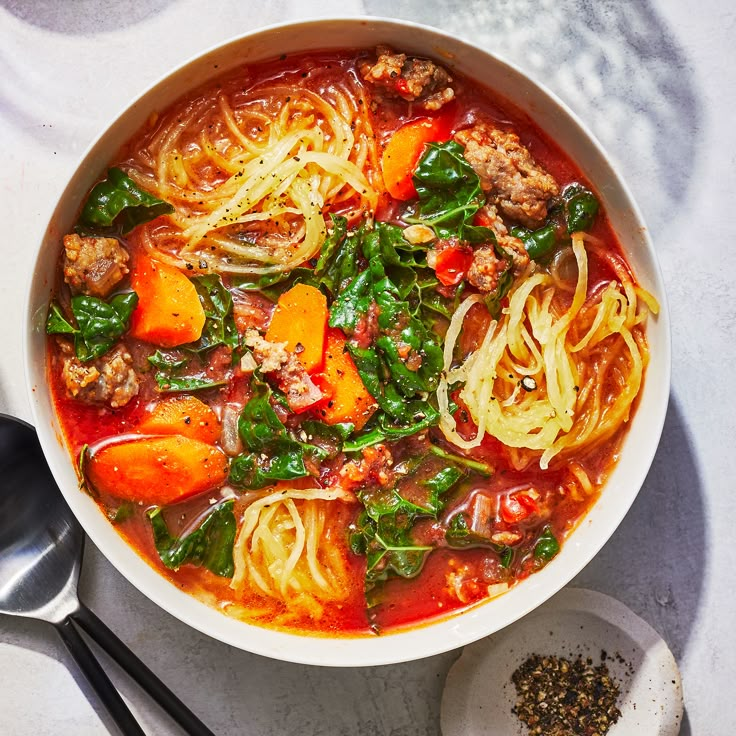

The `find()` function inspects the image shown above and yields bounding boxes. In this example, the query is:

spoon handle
[56,617,146,736]
[72,603,216,736]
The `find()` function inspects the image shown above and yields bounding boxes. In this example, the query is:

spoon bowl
[0,413,214,735]
[0,414,82,622]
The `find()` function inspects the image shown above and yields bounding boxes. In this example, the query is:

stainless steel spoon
[0,413,215,736]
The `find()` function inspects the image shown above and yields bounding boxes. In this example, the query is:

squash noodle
[230,487,355,622]
[438,233,657,469]
[124,74,379,275]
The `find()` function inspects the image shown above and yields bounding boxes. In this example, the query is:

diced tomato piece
[395,78,411,96]
[433,245,474,286]
[517,491,539,513]
[473,209,493,228]
[500,492,536,524]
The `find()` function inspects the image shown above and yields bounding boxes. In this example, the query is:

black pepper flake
[511,653,622,735]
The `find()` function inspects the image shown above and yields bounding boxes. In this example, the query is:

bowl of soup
[24,17,670,666]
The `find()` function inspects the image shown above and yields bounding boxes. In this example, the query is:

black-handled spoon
[0,413,215,736]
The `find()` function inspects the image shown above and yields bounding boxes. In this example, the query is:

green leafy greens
[511,183,600,261]
[563,184,600,233]
[46,292,138,362]
[189,275,239,354]
[147,349,227,392]
[327,222,444,429]
[409,141,490,241]
[233,215,358,301]
[534,526,560,562]
[79,168,174,235]
[349,460,465,591]
[229,376,333,489]
[407,140,514,317]
[148,500,237,577]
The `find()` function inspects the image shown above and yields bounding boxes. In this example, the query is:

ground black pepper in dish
[511,653,622,735]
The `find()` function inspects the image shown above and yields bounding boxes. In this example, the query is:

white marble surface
[0,1,733,734]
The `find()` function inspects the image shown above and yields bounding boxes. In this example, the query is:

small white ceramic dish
[441,588,684,735]
[24,18,671,666]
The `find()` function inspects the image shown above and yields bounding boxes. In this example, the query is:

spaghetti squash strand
[122,77,379,275]
[230,487,354,621]
[440,233,655,469]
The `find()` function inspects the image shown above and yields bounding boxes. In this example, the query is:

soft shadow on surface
[573,395,706,661]
[1,406,701,736]
[74,542,458,736]
[364,0,699,237]
[1,0,174,34]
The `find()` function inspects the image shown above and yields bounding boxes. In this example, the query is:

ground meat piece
[63,234,130,298]
[477,204,530,272]
[277,357,323,412]
[454,123,559,228]
[467,245,504,292]
[244,329,322,412]
[244,329,290,373]
[59,341,139,408]
[337,444,395,491]
[360,45,455,111]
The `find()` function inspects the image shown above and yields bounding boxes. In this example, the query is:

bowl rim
[23,15,671,667]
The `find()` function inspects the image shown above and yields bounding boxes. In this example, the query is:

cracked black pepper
[511,653,622,735]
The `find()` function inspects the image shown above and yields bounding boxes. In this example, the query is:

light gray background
[0,1,732,734]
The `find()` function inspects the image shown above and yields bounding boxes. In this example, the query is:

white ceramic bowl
[24,17,671,667]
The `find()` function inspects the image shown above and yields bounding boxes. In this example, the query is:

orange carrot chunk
[137,396,221,445]
[87,435,228,505]
[381,117,452,201]
[313,328,377,431]
[129,255,206,347]
[265,283,328,373]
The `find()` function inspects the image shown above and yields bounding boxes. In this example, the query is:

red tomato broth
[46,46,651,637]
[112,494,371,636]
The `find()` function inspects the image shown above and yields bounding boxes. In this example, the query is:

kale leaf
[563,184,600,233]
[314,215,364,298]
[349,461,465,590]
[409,141,491,241]
[147,349,227,393]
[343,405,440,452]
[510,183,600,261]
[46,292,138,362]
[229,375,329,489]
[189,274,239,354]
[147,500,237,577]
[78,168,174,235]
[328,222,444,427]
[407,141,514,317]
